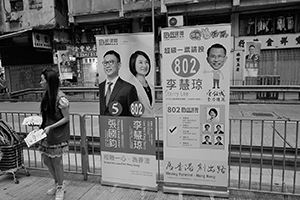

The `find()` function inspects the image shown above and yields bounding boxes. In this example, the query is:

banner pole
[152,0,155,33]
[151,0,156,86]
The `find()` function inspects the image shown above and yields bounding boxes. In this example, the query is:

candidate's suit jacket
[202,141,212,145]
[245,53,259,61]
[99,77,138,116]
[132,78,155,117]
[214,130,224,134]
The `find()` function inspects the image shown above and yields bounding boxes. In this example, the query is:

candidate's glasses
[102,60,117,66]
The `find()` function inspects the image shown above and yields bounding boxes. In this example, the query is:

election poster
[161,24,231,197]
[244,41,261,79]
[95,33,157,190]
[95,33,155,118]
[57,50,73,80]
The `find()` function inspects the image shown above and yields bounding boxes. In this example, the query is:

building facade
[0,0,69,92]
[67,0,300,86]
[1,0,300,92]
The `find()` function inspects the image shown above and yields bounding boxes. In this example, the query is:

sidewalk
[0,169,296,200]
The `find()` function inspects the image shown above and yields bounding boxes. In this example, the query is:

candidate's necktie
[106,82,113,106]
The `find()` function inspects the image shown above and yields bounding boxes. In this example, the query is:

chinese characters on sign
[96,33,156,190]
[102,117,155,153]
[164,158,227,191]
[100,116,156,190]
[162,25,231,196]
[67,44,97,58]
[32,32,51,49]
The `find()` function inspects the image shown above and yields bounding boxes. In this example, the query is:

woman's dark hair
[129,50,151,77]
[40,68,60,122]
[208,108,218,116]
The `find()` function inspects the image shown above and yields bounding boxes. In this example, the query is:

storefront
[233,8,300,85]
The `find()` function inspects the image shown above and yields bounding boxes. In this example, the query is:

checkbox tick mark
[169,126,177,133]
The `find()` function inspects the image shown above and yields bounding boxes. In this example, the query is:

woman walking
[39,68,70,200]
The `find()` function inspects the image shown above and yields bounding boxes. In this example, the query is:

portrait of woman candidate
[129,50,155,117]
[207,107,219,123]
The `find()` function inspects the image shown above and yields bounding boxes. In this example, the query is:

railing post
[80,115,89,180]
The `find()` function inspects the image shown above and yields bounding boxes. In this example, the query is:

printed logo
[189,29,202,41]
[189,28,229,41]
[98,38,118,46]
[163,31,184,41]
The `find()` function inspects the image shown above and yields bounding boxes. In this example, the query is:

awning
[0,28,32,40]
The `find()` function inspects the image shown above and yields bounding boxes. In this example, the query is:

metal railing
[4,85,300,103]
[1,111,300,197]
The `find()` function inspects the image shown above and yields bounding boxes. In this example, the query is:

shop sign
[235,33,300,50]
[66,44,97,58]
[32,32,51,49]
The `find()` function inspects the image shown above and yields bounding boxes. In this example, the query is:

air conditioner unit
[168,16,184,27]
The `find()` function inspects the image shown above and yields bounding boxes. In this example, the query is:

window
[10,0,24,12]
[29,0,42,10]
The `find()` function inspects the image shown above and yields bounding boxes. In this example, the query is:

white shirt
[105,76,119,96]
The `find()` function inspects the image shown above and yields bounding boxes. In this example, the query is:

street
[1,101,300,120]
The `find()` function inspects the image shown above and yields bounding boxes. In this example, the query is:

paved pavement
[1,101,300,121]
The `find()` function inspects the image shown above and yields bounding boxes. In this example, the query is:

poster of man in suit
[98,50,138,116]
[244,41,261,78]
[95,34,155,117]
[57,50,73,80]
[95,33,157,191]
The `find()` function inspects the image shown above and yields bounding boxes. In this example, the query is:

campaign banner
[161,24,231,197]
[95,33,155,118]
[243,41,261,79]
[57,50,73,80]
[100,116,157,190]
[95,33,157,190]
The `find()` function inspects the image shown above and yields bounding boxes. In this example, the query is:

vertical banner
[243,41,261,79]
[161,24,231,197]
[95,33,157,191]
[57,50,73,80]
[233,50,244,85]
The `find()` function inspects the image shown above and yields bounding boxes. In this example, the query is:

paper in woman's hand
[24,129,46,147]
[22,116,42,126]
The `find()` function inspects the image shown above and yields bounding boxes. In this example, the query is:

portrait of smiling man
[203,43,227,89]
[99,50,138,116]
